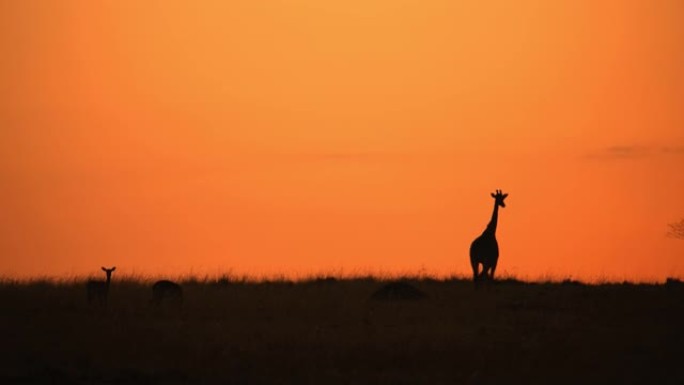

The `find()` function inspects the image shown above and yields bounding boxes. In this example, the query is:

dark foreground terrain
[0,277,683,384]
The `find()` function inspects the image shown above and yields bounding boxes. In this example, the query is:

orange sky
[1,0,683,281]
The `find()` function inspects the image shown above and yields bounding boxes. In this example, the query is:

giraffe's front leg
[471,261,480,283]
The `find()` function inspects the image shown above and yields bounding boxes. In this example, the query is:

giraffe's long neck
[485,201,499,235]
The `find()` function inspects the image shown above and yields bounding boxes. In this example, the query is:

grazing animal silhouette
[86,266,116,305]
[371,281,427,301]
[151,280,183,305]
[470,190,508,285]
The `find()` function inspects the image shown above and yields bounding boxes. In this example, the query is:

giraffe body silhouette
[86,266,116,305]
[470,190,508,284]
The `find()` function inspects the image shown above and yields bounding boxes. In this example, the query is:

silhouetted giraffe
[86,266,116,305]
[470,190,508,285]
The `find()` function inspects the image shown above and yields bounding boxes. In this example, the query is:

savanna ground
[0,276,683,385]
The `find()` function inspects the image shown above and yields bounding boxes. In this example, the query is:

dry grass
[0,276,682,384]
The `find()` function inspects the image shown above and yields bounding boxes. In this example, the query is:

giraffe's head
[491,190,508,208]
[101,266,116,279]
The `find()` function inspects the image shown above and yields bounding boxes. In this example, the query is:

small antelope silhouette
[86,266,116,305]
[151,280,183,305]
[470,190,508,286]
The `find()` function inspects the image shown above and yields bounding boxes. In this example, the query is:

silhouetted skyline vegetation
[1,276,682,384]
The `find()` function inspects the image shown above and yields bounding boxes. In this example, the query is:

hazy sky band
[1,0,683,280]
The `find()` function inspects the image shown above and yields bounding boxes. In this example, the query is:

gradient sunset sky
[1,0,683,280]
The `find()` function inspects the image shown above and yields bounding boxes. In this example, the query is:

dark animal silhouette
[151,280,183,305]
[86,266,116,305]
[371,281,427,300]
[470,190,508,285]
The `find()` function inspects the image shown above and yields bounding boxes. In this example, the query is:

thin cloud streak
[586,144,684,160]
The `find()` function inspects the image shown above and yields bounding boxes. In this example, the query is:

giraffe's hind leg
[481,263,494,283]
[489,264,497,281]
[470,258,480,284]
[487,257,499,282]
